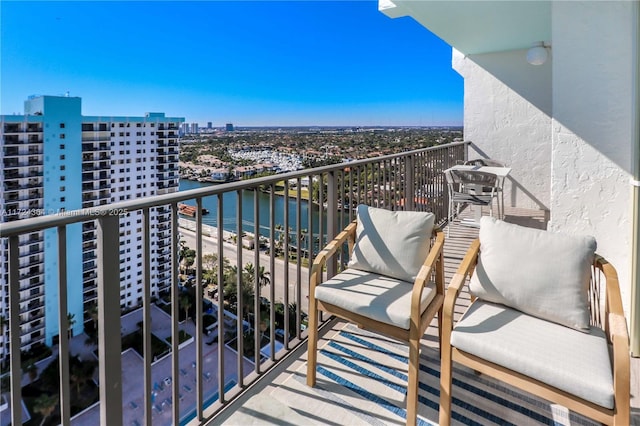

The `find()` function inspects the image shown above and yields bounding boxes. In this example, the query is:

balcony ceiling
[379,0,551,55]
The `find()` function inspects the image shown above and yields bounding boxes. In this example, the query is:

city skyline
[1,1,463,127]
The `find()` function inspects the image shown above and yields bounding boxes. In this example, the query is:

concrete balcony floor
[215,206,640,426]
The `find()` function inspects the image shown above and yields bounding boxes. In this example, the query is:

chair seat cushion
[451,301,614,409]
[314,268,436,330]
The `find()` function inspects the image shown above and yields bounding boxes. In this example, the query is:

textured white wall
[550,1,635,318]
[453,1,635,319]
[452,49,553,211]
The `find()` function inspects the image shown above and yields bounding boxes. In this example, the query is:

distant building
[225,123,234,132]
[207,122,212,129]
[0,95,183,355]
[191,123,199,134]
[210,168,230,182]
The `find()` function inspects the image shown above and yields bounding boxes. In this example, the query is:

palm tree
[33,393,58,426]
[222,264,256,321]
[300,228,309,258]
[257,265,270,287]
[87,303,98,328]
[69,356,96,395]
[178,242,196,274]
[67,312,76,339]
[274,224,284,252]
[243,263,255,284]
[179,293,192,322]
[242,263,269,288]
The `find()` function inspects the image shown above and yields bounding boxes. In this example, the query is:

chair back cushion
[469,217,596,331]
[348,205,435,283]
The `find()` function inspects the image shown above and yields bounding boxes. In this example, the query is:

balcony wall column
[96,214,122,424]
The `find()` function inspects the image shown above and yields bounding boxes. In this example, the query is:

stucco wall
[452,48,552,211]
[550,1,635,319]
[453,2,635,320]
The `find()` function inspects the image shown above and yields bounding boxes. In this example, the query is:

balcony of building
[1,141,637,426]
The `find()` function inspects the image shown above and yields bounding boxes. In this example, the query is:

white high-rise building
[0,95,183,359]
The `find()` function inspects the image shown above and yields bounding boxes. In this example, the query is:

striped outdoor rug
[295,323,598,426]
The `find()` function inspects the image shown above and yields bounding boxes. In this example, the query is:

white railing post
[96,214,122,425]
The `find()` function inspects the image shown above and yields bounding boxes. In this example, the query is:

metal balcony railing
[0,141,468,426]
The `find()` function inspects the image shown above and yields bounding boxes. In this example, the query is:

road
[178,225,310,313]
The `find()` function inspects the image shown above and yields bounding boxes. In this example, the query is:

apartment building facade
[0,95,183,360]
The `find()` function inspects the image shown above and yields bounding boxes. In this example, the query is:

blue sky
[1,1,463,126]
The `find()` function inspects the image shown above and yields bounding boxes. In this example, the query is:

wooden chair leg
[437,309,443,355]
[406,336,420,426]
[439,342,453,426]
[306,300,319,387]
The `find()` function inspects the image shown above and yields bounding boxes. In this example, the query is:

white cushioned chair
[307,205,445,426]
[439,217,630,426]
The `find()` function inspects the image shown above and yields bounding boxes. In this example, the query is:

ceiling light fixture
[526,41,550,66]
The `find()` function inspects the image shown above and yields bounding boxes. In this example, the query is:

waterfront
[178,179,335,251]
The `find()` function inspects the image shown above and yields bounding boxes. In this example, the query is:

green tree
[67,312,76,339]
[222,264,255,321]
[242,263,255,284]
[202,253,230,285]
[257,265,270,287]
[87,302,98,329]
[241,263,270,294]
[178,242,197,274]
[84,302,99,347]
[69,355,95,395]
[273,224,284,256]
[300,229,309,258]
[33,393,59,426]
[179,293,192,322]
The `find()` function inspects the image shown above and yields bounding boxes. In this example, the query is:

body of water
[179,179,328,243]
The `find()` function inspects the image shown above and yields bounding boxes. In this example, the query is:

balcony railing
[0,141,468,426]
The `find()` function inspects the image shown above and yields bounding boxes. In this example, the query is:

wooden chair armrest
[309,221,357,290]
[596,256,625,317]
[442,239,480,329]
[608,312,630,345]
[410,230,445,318]
[609,312,630,416]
